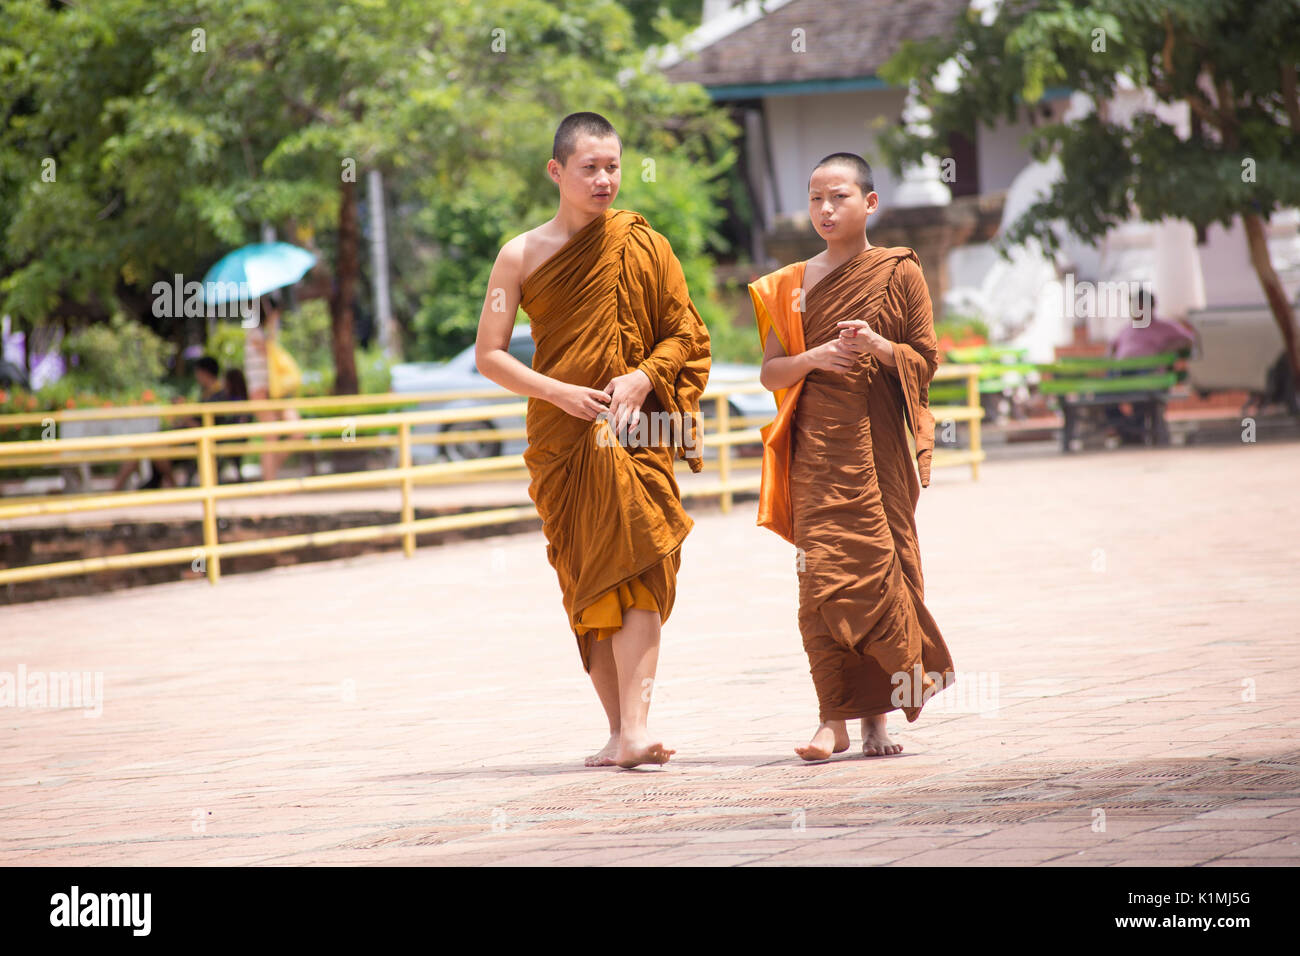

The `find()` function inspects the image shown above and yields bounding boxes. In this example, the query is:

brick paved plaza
[3,440,1298,866]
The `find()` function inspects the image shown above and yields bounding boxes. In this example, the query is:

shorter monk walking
[749,152,956,761]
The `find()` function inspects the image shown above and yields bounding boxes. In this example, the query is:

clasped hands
[552,368,652,430]
[807,319,885,374]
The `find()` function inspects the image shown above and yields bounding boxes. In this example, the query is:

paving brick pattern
[2,440,1297,866]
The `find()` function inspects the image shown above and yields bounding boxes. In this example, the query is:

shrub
[58,312,171,399]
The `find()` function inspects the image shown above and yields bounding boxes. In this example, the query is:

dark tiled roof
[664,0,969,89]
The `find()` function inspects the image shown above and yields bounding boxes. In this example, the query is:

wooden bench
[1036,350,1189,452]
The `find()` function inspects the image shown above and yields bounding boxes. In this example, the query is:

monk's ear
[547,158,562,184]
[864,191,880,214]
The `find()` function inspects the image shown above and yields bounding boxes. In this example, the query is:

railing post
[399,421,415,557]
[197,433,221,584]
[201,409,216,482]
[967,369,981,481]
[716,393,732,514]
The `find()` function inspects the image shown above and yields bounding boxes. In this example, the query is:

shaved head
[809,152,874,196]
[553,111,622,166]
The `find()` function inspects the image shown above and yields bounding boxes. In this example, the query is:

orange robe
[749,246,955,722]
[519,208,711,671]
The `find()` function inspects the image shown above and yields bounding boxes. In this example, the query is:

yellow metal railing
[0,371,981,587]
[929,363,986,480]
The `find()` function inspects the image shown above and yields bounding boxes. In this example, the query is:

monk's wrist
[539,377,567,404]
[632,366,655,398]
[874,338,897,367]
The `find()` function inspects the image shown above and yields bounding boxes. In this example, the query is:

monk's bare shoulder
[512,220,576,287]
[493,233,529,292]
[796,251,831,290]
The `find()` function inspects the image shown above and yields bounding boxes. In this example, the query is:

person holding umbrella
[244,292,303,481]
[203,241,315,482]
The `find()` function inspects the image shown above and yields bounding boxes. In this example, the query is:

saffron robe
[519,208,711,671]
[749,246,955,722]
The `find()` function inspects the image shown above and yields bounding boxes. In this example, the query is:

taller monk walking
[750,152,956,761]
[475,112,711,769]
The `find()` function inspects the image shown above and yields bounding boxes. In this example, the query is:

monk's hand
[808,339,858,375]
[554,383,613,421]
[836,319,877,356]
[602,369,653,434]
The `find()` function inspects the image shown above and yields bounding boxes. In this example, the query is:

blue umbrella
[202,242,317,305]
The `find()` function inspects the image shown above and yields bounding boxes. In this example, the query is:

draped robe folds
[749,246,956,722]
[519,208,711,671]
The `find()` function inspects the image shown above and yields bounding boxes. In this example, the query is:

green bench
[930,345,1035,414]
[1036,350,1189,451]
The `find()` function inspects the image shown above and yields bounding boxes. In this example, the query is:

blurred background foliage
[0,0,760,409]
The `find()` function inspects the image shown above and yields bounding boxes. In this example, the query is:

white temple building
[662,0,1300,367]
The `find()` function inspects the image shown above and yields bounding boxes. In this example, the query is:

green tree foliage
[0,0,740,396]
[880,0,1300,378]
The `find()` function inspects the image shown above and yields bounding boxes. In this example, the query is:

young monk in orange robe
[749,152,956,761]
[474,112,711,769]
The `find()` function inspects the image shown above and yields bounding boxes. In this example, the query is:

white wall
[759,88,908,226]
[1197,214,1300,309]
[975,101,1067,195]
[757,90,1064,227]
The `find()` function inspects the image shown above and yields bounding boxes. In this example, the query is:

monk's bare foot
[615,732,674,769]
[795,721,850,761]
[585,733,620,767]
[861,715,903,757]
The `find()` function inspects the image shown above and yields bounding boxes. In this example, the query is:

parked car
[389,324,775,463]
